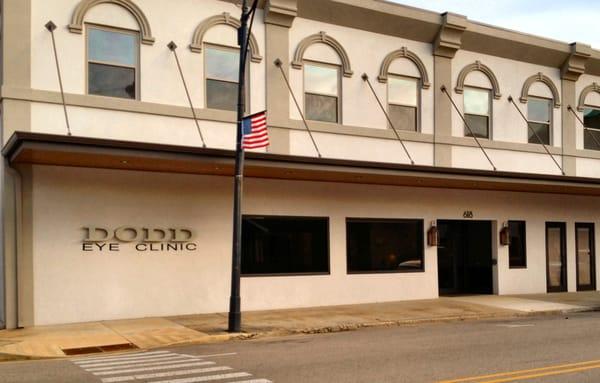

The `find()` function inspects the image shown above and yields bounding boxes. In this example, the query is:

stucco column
[2,0,32,329]
[560,42,591,176]
[264,0,297,155]
[561,79,577,175]
[432,13,467,168]
[433,56,453,167]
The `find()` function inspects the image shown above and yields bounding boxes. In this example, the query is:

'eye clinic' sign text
[82,226,198,252]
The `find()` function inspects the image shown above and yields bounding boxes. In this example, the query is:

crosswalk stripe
[75,351,172,364]
[152,372,252,383]
[93,361,216,376]
[100,366,232,383]
[83,355,194,369]
[73,350,271,383]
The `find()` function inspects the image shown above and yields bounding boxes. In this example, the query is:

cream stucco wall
[31,0,265,110]
[4,0,596,175]
[450,50,565,175]
[24,165,600,325]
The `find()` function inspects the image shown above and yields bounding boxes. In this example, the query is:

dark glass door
[576,223,596,291]
[546,222,567,292]
[438,220,493,295]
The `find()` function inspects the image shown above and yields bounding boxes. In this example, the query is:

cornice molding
[264,0,297,28]
[291,31,353,77]
[561,42,592,81]
[377,47,430,89]
[433,12,467,58]
[455,61,502,99]
[68,0,155,45]
[520,72,561,108]
[189,13,263,63]
[577,82,600,111]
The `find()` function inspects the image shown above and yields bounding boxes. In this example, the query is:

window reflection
[304,63,340,123]
[87,26,138,99]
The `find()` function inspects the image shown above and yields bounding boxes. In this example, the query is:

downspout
[4,162,21,329]
[0,158,4,330]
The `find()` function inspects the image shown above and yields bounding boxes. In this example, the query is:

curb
[0,306,598,362]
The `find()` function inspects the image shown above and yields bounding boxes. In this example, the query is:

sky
[390,0,600,49]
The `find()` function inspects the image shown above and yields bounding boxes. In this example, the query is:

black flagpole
[229,0,255,333]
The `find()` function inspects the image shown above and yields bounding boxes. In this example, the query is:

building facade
[2,0,600,328]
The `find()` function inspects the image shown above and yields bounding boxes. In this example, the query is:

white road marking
[100,366,232,383]
[152,372,252,383]
[496,324,535,328]
[72,350,271,383]
[93,361,216,375]
[83,355,194,369]
[75,351,172,364]
[86,358,203,372]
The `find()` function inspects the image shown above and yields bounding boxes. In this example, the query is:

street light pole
[228,0,249,333]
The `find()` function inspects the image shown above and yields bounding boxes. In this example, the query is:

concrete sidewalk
[1,292,599,361]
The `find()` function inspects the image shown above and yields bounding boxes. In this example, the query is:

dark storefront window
[346,219,424,273]
[242,216,329,276]
[508,221,527,268]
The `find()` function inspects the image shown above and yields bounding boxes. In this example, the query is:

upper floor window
[87,26,139,99]
[464,87,491,139]
[388,76,418,131]
[527,97,552,145]
[304,62,340,123]
[205,46,243,111]
[584,108,600,151]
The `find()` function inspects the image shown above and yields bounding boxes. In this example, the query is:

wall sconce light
[427,221,439,247]
[500,222,511,246]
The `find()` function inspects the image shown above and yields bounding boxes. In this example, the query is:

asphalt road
[3,312,600,383]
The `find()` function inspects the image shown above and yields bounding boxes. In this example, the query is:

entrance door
[438,220,493,295]
[576,223,596,291]
[546,222,567,292]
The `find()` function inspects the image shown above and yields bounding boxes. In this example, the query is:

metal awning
[4,131,600,196]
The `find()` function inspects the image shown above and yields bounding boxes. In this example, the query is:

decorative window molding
[519,72,560,108]
[68,0,155,45]
[577,82,600,111]
[291,32,353,77]
[190,13,263,63]
[455,61,501,100]
[377,47,430,89]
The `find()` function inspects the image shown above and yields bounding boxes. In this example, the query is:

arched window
[191,13,262,112]
[378,48,430,132]
[87,26,139,99]
[204,45,246,111]
[292,32,353,123]
[520,73,560,145]
[69,0,152,100]
[455,61,501,139]
[578,83,600,151]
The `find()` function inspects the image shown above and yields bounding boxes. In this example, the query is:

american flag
[242,111,269,150]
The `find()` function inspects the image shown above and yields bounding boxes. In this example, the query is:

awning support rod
[168,41,207,148]
[362,74,415,165]
[274,59,322,158]
[508,96,564,175]
[441,86,497,171]
[45,21,71,136]
[567,105,600,149]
